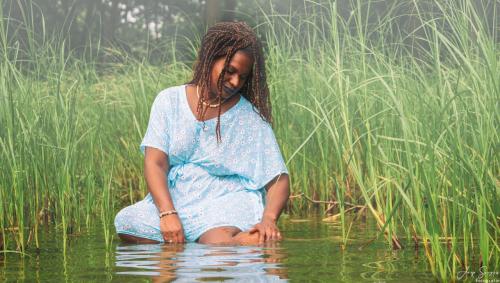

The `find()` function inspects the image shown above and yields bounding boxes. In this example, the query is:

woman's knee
[198,226,241,245]
[233,230,261,245]
[114,207,129,231]
[114,206,130,225]
[114,205,145,230]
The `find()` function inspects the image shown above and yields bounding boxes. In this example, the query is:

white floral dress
[114,85,288,242]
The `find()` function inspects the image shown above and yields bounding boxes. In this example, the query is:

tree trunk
[205,0,220,29]
[103,0,120,44]
[222,0,237,22]
[80,0,98,49]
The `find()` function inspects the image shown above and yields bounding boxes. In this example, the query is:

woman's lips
[223,85,239,96]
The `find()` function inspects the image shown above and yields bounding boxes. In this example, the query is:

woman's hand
[249,217,282,244]
[160,214,185,244]
[250,174,289,244]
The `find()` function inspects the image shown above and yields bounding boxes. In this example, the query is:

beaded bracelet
[159,210,178,218]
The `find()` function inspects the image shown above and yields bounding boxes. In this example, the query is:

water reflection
[0,218,436,282]
[115,242,288,282]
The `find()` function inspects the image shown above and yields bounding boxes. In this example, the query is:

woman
[114,22,290,245]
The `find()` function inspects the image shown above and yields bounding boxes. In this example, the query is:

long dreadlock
[188,21,272,142]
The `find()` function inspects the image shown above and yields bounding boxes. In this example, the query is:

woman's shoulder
[238,97,272,128]
[147,85,186,121]
[149,85,187,114]
[153,84,185,103]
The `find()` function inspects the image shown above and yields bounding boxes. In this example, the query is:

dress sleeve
[140,91,170,155]
[238,121,289,191]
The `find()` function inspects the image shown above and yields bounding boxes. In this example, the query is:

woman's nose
[227,74,240,88]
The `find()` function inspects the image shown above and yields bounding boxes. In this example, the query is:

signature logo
[457,267,499,282]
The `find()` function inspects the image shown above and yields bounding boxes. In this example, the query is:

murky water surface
[0,217,435,282]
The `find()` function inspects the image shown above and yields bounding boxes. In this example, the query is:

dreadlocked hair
[188,21,271,143]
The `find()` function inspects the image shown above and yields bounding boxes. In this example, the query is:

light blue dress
[114,84,288,242]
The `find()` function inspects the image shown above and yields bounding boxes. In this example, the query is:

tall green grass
[0,0,498,281]
[264,1,499,280]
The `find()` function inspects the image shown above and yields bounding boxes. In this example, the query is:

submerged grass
[0,0,498,281]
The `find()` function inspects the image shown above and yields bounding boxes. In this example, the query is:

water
[0,216,436,282]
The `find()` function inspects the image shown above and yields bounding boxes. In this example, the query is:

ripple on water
[114,242,289,282]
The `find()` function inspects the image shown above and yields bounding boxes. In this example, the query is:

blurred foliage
[1,0,310,63]
[1,0,498,65]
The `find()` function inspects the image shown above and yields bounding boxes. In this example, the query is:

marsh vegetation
[0,0,498,281]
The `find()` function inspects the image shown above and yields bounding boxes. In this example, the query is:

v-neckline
[183,84,242,123]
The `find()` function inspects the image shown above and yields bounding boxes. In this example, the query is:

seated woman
[114,21,290,245]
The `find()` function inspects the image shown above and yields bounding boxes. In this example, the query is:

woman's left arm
[249,174,290,243]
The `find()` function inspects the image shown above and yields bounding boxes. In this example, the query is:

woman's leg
[232,230,261,245]
[118,233,161,244]
[197,226,260,245]
[114,197,164,243]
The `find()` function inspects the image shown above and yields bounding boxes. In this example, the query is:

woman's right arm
[144,146,185,243]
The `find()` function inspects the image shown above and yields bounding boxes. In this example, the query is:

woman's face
[208,50,254,100]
